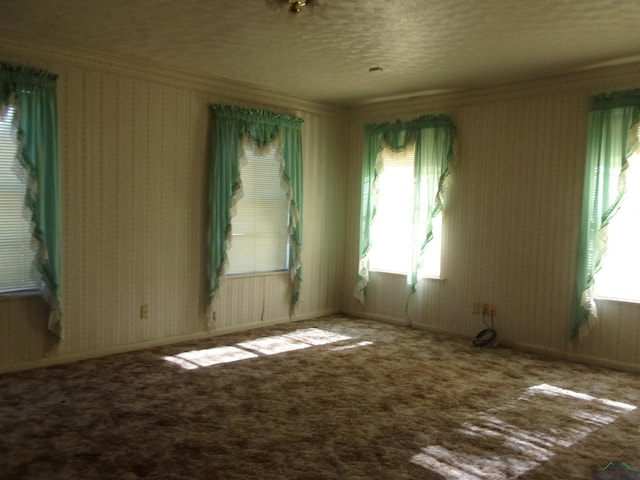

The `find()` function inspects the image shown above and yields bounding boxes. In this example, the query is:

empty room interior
[1,1,640,479]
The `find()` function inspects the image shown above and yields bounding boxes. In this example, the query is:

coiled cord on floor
[473,310,497,348]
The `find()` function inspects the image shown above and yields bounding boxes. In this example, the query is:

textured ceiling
[2,0,640,106]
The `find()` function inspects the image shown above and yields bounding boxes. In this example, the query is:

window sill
[0,288,40,301]
[370,270,445,282]
[423,276,445,282]
[594,296,640,306]
[227,270,289,280]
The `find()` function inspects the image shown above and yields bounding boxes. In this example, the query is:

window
[369,144,442,277]
[0,106,39,292]
[594,129,640,303]
[0,62,62,336]
[354,115,455,305]
[208,105,303,319]
[573,90,640,338]
[227,139,290,275]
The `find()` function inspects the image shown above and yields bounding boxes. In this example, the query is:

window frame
[572,89,640,339]
[354,114,456,305]
[227,139,291,276]
[0,104,41,295]
[208,104,304,320]
[592,141,640,304]
[368,143,444,279]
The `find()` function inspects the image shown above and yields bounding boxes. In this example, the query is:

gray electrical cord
[473,310,497,348]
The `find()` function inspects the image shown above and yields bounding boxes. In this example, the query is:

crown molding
[0,32,345,118]
[349,60,640,119]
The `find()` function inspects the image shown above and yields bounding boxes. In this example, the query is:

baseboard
[211,308,340,336]
[410,321,474,340]
[5,309,639,376]
[408,320,640,374]
[498,339,640,375]
[0,308,340,374]
[342,309,411,327]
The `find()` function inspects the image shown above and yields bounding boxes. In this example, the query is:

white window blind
[369,145,442,277]
[0,106,39,292]
[227,139,290,275]
[594,133,640,303]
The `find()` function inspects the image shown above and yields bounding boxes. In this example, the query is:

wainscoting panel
[0,296,51,366]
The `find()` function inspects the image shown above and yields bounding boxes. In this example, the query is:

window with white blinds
[226,139,290,275]
[369,145,442,277]
[594,141,640,303]
[0,106,39,292]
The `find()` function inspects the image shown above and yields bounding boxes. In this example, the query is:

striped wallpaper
[0,37,346,371]
[1,35,640,373]
[343,64,640,371]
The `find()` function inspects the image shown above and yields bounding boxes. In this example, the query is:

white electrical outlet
[483,303,496,316]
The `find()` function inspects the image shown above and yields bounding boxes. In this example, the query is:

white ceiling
[2,0,640,106]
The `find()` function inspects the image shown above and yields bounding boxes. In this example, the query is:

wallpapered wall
[343,64,640,371]
[1,36,640,373]
[0,37,346,371]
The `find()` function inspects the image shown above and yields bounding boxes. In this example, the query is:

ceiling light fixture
[266,0,324,14]
[288,1,307,13]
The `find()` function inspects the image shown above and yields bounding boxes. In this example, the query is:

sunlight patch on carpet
[411,383,637,479]
[239,328,351,355]
[237,336,311,355]
[330,341,374,351]
[163,346,258,369]
[283,328,352,346]
[163,328,353,369]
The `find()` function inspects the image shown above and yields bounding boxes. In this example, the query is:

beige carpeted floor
[1,315,639,479]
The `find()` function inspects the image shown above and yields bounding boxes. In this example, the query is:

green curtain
[0,62,63,338]
[208,105,303,324]
[572,89,640,339]
[354,114,456,305]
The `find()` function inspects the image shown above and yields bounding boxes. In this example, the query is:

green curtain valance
[590,89,640,112]
[212,104,303,147]
[366,115,455,152]
[208,105,304,325]
[0,62,57,106]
